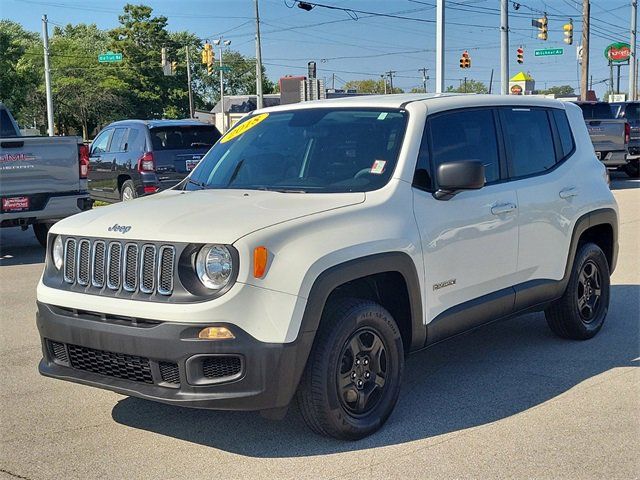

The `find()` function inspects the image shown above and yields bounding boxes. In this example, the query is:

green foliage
[0,20,40,118]
[1,3,279,137]
[446,80,488,94]
[343,79,403,94]
[538,85,575,96]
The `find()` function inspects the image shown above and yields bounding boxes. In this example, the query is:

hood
[51,189,365,244]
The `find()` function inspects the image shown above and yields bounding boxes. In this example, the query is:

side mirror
[434,160,485,200]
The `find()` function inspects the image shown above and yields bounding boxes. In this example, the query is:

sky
[0,0,634,98]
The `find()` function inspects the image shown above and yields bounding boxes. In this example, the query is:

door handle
[491,202,517,215]
[559,187,579,199]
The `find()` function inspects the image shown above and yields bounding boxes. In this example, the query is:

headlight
[195,244,233,290]
[52,235,64,270]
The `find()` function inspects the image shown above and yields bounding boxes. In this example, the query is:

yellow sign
[220,113,269,143]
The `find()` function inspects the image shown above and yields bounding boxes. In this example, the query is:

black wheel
[120,179,137,202]
[33,223,50,248]
[623,160,639,178]
[545,243,610,340]
[296,298,404,440]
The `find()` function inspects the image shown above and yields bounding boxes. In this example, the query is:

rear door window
[624,103,639,121]
[500,108,556,178]
[428,108,501,184]
[125,127,145,154]
[108,128,128,153]
[149,126,221,150]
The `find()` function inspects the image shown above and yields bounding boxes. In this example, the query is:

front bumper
[36,302,314,411]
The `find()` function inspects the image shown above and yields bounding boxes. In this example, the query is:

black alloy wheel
[337,328,388,416]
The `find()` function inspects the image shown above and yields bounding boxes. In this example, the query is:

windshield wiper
[255,186,307,193]
[190,142,212,148]
[185,178,207,190]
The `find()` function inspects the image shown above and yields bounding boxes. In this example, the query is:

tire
[33,223,50,248]
[623,160,639,178]
[545,243,610,340]
[296,298,404,440]
[120,180,137,202]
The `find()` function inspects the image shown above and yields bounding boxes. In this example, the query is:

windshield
[183,108,407,193]
[578,103,615,119]
[150,125,221,150]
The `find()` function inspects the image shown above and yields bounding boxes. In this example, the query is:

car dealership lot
[1,174,638,480]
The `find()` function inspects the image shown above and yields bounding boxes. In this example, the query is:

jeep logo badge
[108,223,132,234]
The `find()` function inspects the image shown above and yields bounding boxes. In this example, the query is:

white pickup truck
[0,103,93,246]
[37,94,617,439]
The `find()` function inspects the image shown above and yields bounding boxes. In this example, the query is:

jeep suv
[36,95,618,440]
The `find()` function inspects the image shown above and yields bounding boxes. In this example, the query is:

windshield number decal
[220,113,269,144]
[371,160,386,175]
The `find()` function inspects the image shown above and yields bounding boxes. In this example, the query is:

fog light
[198,326,235,340]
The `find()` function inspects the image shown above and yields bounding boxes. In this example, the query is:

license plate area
[2,196,30,212]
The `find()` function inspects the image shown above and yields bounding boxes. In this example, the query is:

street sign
[98,51,123,63]
[534,48,564,57]
[214,65,232,72]
[604,42,631,63]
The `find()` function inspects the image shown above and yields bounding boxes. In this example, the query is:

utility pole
[42,15,54,136]
[419,67,429,92]
[381,74,388,94]
[630,0,637,100]
[185,46,194,118]
[214,39,231,132]
[254,0,264,109]
[500,0,509,95]
[580,0,590,101]
[435,0,445,93]
[332,73,335,90]
[386,71,396,93]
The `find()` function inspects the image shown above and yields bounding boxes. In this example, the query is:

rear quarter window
[552,109,575,160]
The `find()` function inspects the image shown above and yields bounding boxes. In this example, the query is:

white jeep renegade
[37,94,618,440]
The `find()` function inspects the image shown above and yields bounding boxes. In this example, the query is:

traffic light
[537,15,548,41]
[202,43,214,75]
[459,50,471,69]
[517,46,524,64]
[563,19,573,45]
[171,61,177,75]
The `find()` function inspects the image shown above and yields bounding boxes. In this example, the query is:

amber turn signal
[198,327,235,340]
[253,246,268,278]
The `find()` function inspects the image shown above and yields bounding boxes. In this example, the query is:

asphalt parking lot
[0,173,638,480]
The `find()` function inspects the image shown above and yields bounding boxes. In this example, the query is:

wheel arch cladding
[565,208,618,285]
[300,252,426,353]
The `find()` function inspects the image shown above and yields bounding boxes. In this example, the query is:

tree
[0,20,40,120]
[538,85,575,96]
[343,79,403,94]
[446,80,488,94]
[410,87,426,93]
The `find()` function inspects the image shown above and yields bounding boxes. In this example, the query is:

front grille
[202,356,242,379]
[159,362,180,385]
[107,242,122,290]
[123,244,139,292]
[67,343,153,384]
[63,239,76,283]
[92,241,106,287]
[77,239,91,286]
[158,246,175,296]
[59,237,175,297]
